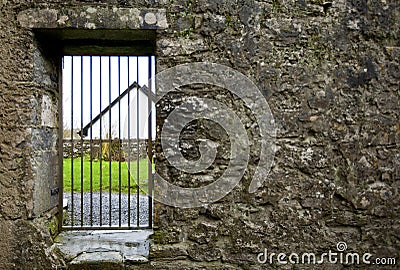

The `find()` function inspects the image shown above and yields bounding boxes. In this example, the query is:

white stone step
[54,230,152,267]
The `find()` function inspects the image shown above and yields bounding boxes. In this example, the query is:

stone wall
[151,0,400,269]
[63,139,149,160]
[0,0,399,269]
[0,1,63,268]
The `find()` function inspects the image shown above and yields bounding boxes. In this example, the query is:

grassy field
[63,158,152,193]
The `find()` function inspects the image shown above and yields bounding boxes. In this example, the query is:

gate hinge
[51,187,59,196]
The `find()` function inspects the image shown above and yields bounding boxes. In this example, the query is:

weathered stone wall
[0,1,63,268]
[152,0,400,269]
[63,139,149,160]
[0,0,399,269]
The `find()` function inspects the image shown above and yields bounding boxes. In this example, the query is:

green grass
[63,158,152,193]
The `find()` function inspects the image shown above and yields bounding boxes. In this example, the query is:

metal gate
[60,55,155,230]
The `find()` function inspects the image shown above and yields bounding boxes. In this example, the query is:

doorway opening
[61,55,155,230]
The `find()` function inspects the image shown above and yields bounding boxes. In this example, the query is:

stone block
[18,7,168,30]
[69,251,123,270]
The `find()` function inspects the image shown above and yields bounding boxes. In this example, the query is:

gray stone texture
[0,0,399,269]
[63,139,149,160]
[18,7,168,30]
[153,0,400,268]
[55,230,152,265]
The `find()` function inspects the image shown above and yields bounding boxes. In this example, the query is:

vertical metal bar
[127,57,131,227]
[136,57,140,227]
[147,55,153,228]
[89,56,93,227]
[99,57,103,226]
[80,56,84,227]
[108,56,112,226]
[58,56,64,231]
[70,56,74,227]
[118,56,122,227]
[80,56,83,226]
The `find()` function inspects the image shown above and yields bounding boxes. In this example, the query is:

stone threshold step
[54,230,152,268]
[69,251,148,270]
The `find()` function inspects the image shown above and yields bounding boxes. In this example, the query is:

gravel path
[63,192,151,227]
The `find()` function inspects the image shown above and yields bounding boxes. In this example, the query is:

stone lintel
[17,7,168,30]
